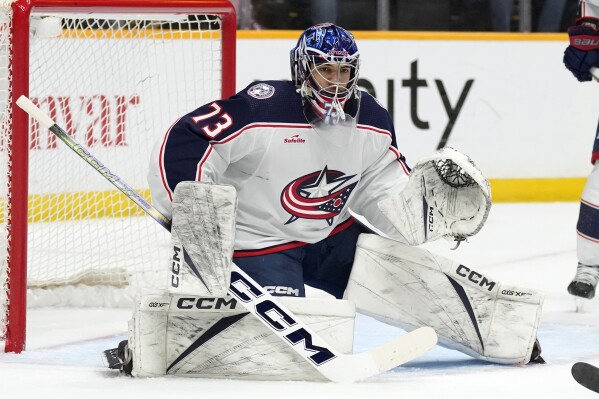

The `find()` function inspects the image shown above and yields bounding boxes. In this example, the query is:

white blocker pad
[128,293,355,380]
[168,182,237,297]
[344,234,544,364]
[378,147,491,246]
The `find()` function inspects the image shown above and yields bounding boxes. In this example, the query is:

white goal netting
[0,0,232,345]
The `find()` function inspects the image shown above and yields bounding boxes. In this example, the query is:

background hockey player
[113,23,545,378]
[563,0,599,301]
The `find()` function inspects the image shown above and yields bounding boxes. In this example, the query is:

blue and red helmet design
[290,24,361,124]
[290,23,360,87]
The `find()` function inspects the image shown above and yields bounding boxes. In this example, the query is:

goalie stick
[16,95,437,383]
[572,362,599,393]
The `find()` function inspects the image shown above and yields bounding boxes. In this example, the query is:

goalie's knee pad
[128,292,355,380]
[344,234,544,365]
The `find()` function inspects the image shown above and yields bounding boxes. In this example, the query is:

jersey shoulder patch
[247,82,276,99]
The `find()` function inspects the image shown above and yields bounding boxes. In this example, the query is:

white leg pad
[129,293,356,380]
[344,234,544,364]
[129,293,169,377]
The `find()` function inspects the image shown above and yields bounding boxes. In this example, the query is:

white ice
[2,202,599,398]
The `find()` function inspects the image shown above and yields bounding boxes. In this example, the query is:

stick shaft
[16,96,171,230]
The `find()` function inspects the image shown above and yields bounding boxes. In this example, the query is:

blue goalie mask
[290,23,360,124]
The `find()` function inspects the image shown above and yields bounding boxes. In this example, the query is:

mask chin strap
[300,80,351,125]
[323,95,346,125]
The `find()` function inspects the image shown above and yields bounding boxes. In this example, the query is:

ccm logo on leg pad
[455,265,496,292]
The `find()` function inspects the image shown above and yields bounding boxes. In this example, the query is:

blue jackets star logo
[247,83,275,99]
[280,166,357,226]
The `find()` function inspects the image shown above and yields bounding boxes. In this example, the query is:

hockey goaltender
[104,23,545,381]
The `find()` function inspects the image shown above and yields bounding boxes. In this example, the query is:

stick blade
[367,326,437,373]
[572,362,599,393]
[324,326,437,383]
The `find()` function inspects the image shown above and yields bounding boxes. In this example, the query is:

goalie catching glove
[378,147,491,246]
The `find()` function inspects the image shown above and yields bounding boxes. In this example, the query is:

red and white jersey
[148,80,411,255]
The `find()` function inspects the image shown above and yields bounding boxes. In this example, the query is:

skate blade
[574,297,589,313]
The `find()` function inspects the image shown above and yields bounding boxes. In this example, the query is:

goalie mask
[290,23,360,125]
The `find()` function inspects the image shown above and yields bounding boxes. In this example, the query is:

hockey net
[0,0,236,352]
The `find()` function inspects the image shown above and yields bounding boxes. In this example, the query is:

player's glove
[563,17,599,82]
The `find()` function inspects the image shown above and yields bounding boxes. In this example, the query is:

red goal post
[1,0,236,353]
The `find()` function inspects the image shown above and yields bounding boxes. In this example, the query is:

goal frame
[5,0,236,353]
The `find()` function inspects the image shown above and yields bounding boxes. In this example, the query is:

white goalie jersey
[148,80,411,254]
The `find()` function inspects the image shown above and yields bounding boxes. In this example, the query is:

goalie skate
[103,340,133,376]
[567,263,599,299]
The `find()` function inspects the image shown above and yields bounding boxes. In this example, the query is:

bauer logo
[247,83,275,99]
[574,38,599,47]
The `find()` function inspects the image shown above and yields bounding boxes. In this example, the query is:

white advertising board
[236,32,599,200]
[11,32,595,203]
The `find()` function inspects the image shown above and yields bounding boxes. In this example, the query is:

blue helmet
[290,23,360,87]
[290,23,360,124]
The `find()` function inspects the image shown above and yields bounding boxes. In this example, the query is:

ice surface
[2,203,599,398]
